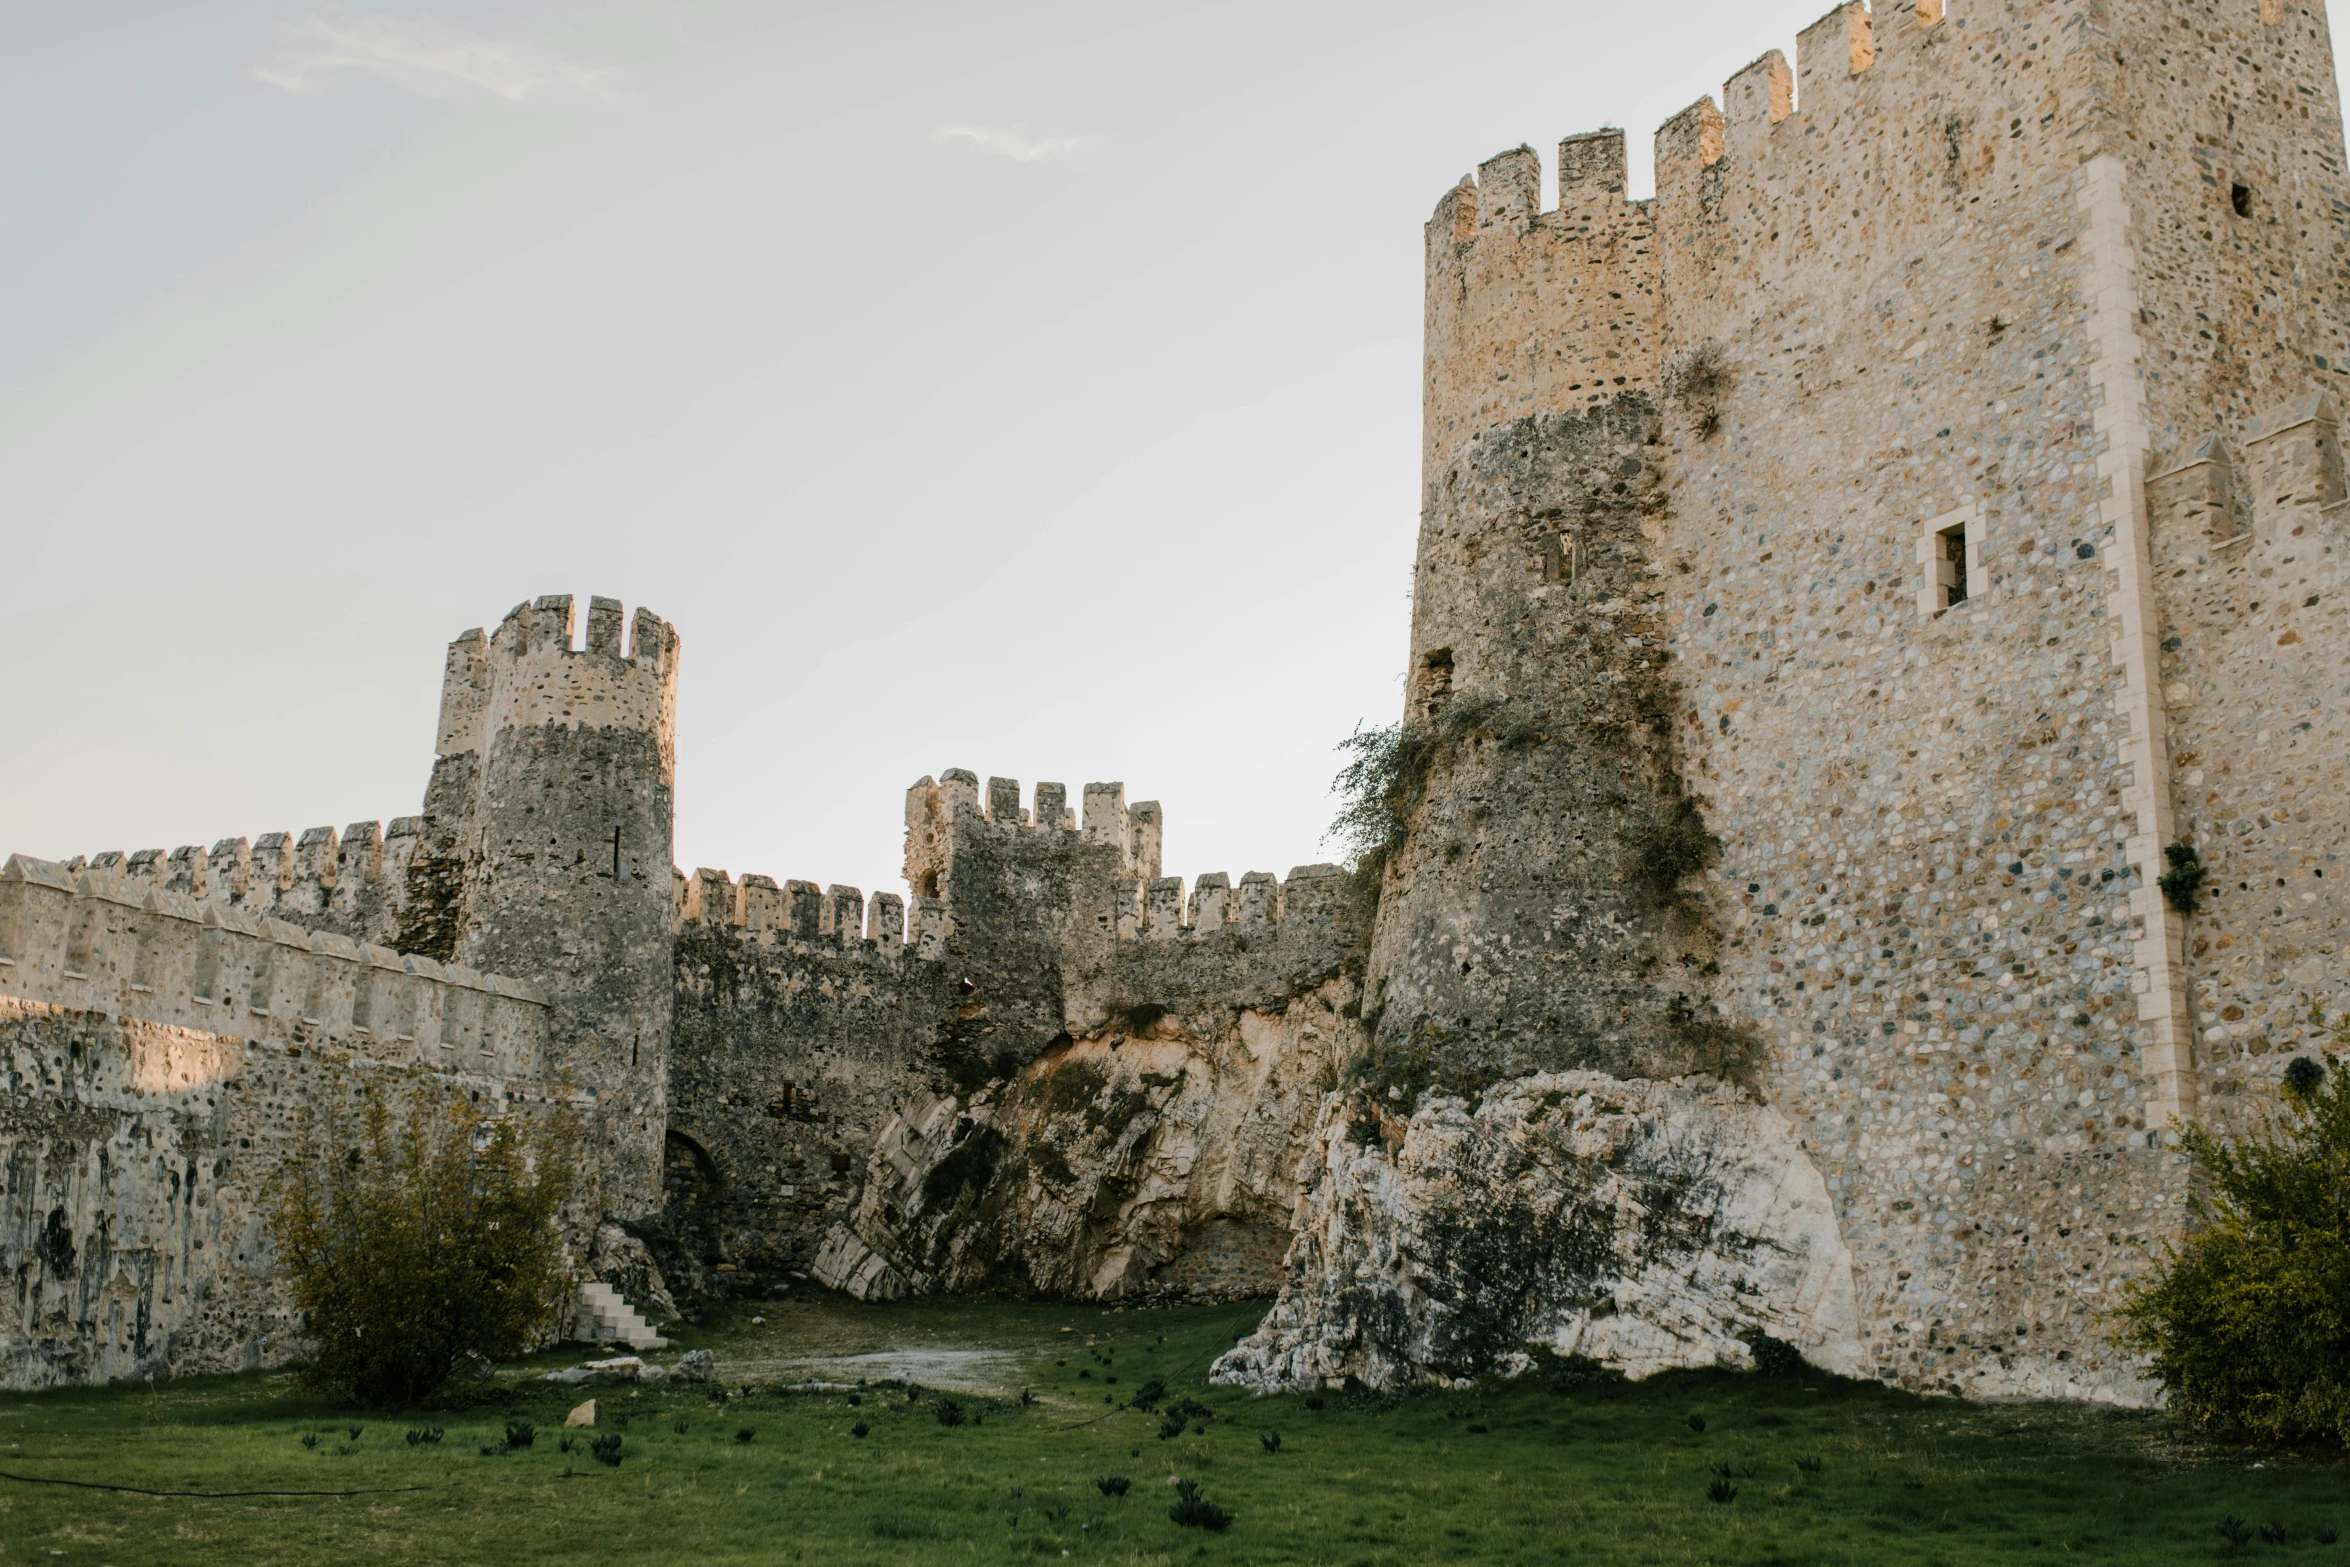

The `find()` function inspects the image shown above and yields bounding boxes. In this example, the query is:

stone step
[571,1282,667,1350]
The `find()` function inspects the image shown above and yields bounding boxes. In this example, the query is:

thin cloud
[254,12,618,103]
[932,124,1084,163]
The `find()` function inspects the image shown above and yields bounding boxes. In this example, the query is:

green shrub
[2158,841,2208,915]
[1329,695,1521,878]
[2115,1053,2350,1445]
[267,1092,579,1407]
[1168,1478,1233,1530]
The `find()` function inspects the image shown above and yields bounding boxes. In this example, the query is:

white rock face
[814,980,1361,1301]
[1213,1071,1867,1390]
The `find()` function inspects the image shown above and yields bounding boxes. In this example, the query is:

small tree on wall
[2115,1049,2350,1446]
[268,1092,580,1406]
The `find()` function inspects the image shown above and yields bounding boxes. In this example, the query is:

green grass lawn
[1,1297,2342,1565]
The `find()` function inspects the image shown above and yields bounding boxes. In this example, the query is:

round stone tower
[446,593,681,1216]
[1359,133,1740,1092]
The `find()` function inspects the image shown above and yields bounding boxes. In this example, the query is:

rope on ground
[0,1469,427,1500]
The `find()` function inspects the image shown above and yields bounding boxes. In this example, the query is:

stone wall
[1224,0,2350,1406]
[659,869,948,1297]
[0,858,569,1390]
[648,773,1368,1306]
[56,818,432,957]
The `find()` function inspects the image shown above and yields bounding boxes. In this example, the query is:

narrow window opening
[351,968,375,1032]
[1540,533,1577,585]
[2231,183,2254,218]
[1917,506,1982,620]
[611,825,623,881]
[1939,522,1970,608]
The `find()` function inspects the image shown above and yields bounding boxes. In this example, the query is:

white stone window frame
[1915,503,1988,619]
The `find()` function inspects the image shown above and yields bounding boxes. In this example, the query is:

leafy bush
[1329,695,1523,879]
[2159,841,2208,915]
[2115,1053,2350,1445]
[934,1399,965,1427]
[267,1091,579,1407]
[1094,1474,1130,1498]
[1168,1478,1233,1531]
[1749,1335,1805,1377]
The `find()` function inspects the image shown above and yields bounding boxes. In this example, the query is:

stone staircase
[573,1281,668,1350]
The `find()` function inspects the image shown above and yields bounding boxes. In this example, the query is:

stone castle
[7,0,2347,1406]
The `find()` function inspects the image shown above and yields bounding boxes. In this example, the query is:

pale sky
[8,2,2347,906]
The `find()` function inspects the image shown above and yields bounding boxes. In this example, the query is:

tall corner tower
[1332,0,2350,1402]
[1361,129,1740,1088]
[451,593,681,1216]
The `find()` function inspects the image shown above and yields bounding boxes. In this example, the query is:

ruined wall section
[2151,395,2350,1126]
[0,857,564,1389]
[798,777,1365,1303]
[659,867,946,1295]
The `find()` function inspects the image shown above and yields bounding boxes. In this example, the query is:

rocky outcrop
[1211,1071,1866,1390]
[812,980,1362,1301]
[585,1222,678,1322]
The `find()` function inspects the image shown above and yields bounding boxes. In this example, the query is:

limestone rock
[565,1399,597,1428]
[1212,1071,1866,1390]
[588,1223,677,1321]
[820,981,1360,1301]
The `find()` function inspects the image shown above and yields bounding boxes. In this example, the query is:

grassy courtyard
[1,1297,2343,1565]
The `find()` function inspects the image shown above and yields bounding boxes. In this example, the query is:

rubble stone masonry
[1220,0,2350,1406]
[11,0,2350,1410]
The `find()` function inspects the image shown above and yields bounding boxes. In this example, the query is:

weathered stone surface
[1213,1072,1865,1390]
[587,1223,677,1322]
[817,978,1360,1301]
[15,0,2350,1415]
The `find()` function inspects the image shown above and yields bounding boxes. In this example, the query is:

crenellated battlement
[903,771,1167,897]
[0,854,549,1075]
[436,594,680,766]
[676,864,919,959]
[1427,1,2341,478]
[1423,125,1662,473]
[893,768,1355,950]
[64,817,430,949]
[1105,864,1349,942]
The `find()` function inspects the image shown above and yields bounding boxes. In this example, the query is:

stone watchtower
[420,594,682,1216]
[1339,0,2350,1400]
